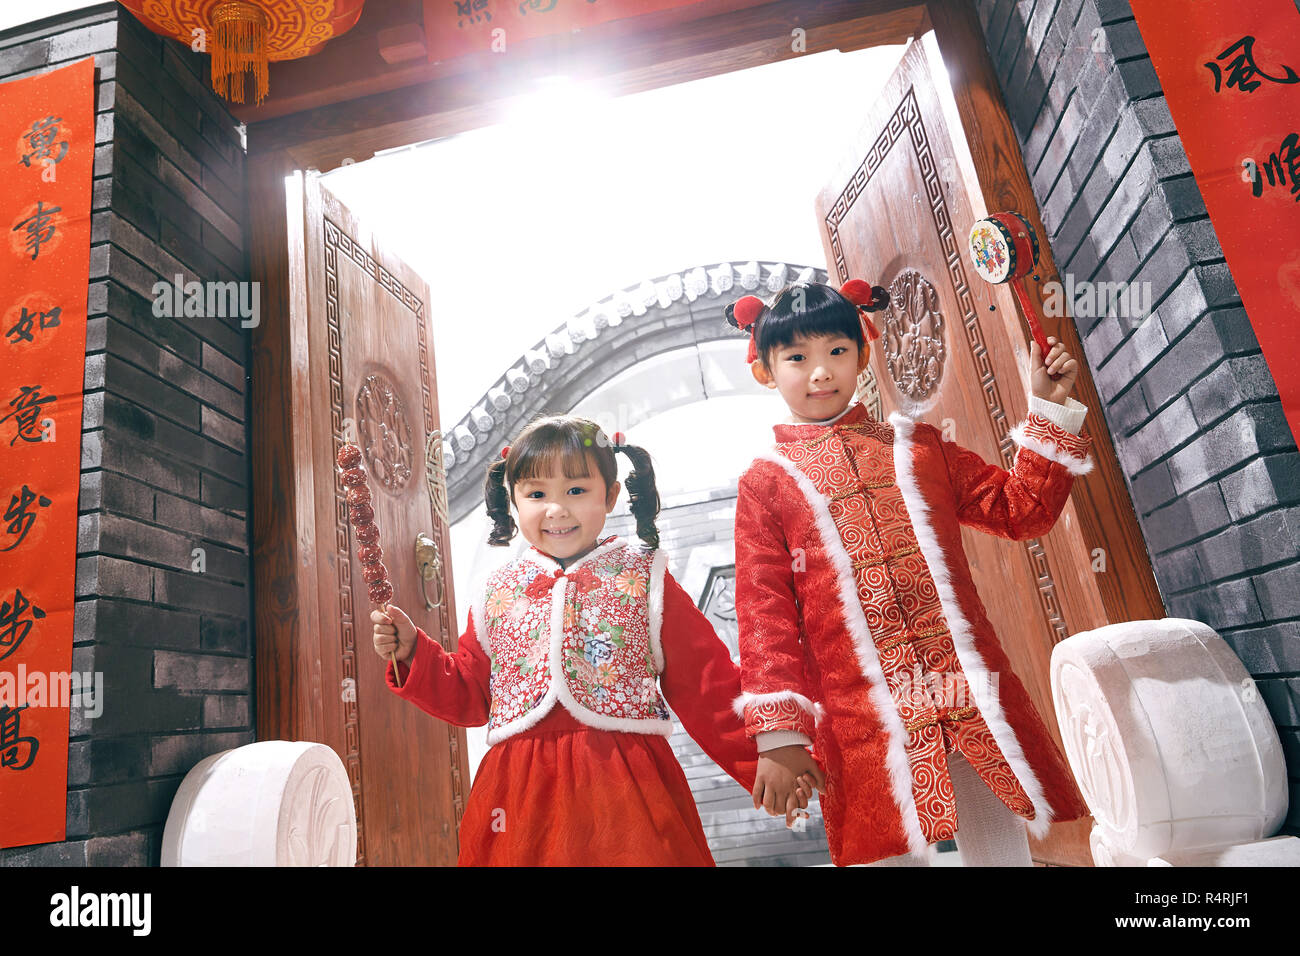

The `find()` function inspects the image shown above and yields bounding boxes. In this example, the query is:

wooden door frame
[248,0,1164,839]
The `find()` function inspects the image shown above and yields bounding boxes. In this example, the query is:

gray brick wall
[0,4,253,866]
[978,0,1300,831]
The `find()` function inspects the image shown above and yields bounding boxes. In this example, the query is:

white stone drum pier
[161,741,357,866]
[1051,618,1300,867]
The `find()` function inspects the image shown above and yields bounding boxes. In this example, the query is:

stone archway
[442,259,871,522]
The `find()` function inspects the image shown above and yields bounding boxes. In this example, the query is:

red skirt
[457,705,716,866]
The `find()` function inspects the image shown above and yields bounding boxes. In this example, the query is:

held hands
[1030,336,1079,405]
[753,744,827,828]
[372,603,417,666]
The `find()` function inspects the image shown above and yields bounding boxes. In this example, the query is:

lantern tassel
[211,2,269,106]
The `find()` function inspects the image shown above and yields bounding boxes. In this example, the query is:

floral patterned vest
[473,537,673,745]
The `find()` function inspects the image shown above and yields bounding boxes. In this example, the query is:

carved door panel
[814,35,1116,866]
[286,170,467,865]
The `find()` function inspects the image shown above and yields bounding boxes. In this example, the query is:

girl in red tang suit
[727,279,1092,866]
[371,416,757,865]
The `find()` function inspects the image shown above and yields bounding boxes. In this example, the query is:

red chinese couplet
[0,56,94,849]
[1130,0,1300,447]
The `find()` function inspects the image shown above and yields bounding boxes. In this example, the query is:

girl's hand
[1030,336,1079,405]
[372,604,417,664]
[754,745,827,828]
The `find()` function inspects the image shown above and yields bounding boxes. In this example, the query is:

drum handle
[1010,278,1060,380]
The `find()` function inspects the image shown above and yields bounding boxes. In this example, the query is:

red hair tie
[730,295,765,364]
[611,431,626,448]
[500,445,511,459]
[839,279,887,343]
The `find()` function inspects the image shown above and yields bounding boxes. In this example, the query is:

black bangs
[506,417,618,489]
[755,283,864,363]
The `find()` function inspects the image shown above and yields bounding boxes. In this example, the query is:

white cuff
[1028,394,1087,435]
[756,730,813,752]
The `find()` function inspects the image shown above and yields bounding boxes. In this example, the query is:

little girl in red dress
[727,279,1092,866]
[372,415,757,865]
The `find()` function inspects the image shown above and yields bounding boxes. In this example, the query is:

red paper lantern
[118,0,366,105]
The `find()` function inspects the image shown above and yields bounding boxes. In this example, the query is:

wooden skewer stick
[384,601,402,689]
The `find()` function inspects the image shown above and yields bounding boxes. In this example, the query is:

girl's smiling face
[511,452,621,563]
[753,332,868,423]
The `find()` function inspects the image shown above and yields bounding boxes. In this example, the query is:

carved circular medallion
[284,764,356,867]
[1056,661,1134,840]
[355,372,413,493]
[881,269,946,411]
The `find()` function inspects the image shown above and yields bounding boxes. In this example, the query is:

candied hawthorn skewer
[337,443,401,687]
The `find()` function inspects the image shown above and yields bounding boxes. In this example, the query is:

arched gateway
[442,260,848,523]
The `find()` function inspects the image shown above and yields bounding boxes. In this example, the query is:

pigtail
[483,457,516,546]
[616,443,661,550]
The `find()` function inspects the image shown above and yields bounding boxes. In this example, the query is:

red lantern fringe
[211,2,270,106]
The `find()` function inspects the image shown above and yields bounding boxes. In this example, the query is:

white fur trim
[482,692,560,746]
[551,679,674,736]
[468,589,487,650]
[647,547,667,674]
[754,450,927,855]
[890,412,1054,839]
[466,560,495,656]
[731,689,824,726]
[463,609,487,659]
[521,546,559,572]
[1008,422,1094,477]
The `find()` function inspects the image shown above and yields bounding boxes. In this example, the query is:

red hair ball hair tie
[725,295,766,364]
[839,279,888,343]
[500,445,511,460]
[612,432,626,449]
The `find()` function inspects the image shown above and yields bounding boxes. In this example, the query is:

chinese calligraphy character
[2,485,52,552]
[1206,36,1300,93]
[0,704,39,771]
[4,305,61,345]
[12,201,61,260]
[19,115,68,168]
[455,0,492,27]
[0,385,56,446]
[518,0,557,13]
[1249,133,1300,201]
[0,587,44,663]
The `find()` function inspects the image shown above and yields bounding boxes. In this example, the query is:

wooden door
[275,169,468,865]
[814,34,1123,866]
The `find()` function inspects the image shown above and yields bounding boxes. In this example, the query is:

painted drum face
[968,211,1040,283]
[969,218,1014,283]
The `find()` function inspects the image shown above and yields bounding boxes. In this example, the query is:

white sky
[5,5,906,440]
[323,44,906,429]
[0,1,98,34]
[325,46,912,661]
